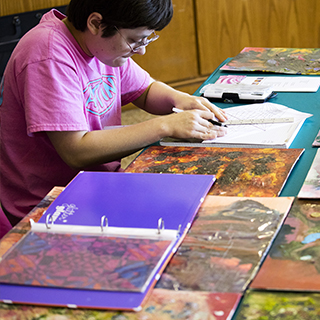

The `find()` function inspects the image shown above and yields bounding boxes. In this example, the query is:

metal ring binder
[100,215,108,232]
[45,214,54,229]
[157,218,165,234]
[177,224,182,237]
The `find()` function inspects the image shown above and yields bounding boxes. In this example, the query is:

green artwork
[236,290,320,319]
[251,198,320,291]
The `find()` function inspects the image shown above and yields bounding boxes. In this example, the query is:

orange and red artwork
[126,146,304,197]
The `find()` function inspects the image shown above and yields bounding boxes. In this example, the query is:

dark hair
[66,0,173,37]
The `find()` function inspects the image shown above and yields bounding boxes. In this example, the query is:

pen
[207,119,228,127]
[172,107,228,127]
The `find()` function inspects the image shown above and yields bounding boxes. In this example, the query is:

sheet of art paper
[0,231,172,292]
[312,129,320,147]
[236,290,320,320]
[298,148,320,198]
[250,198,320,291]
[220,47,320,75]
[126,146,304,197]
[155,195,293,293]
[0,289,241,320]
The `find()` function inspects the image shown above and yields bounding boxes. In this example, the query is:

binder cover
[0,171,215,311]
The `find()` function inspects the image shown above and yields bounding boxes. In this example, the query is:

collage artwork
[221,47,320,75]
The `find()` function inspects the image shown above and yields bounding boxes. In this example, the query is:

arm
[133,80,227,121]
[47,82,227,170]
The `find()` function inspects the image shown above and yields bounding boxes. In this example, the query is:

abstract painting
[155,195,293,293]
[236,290,320,320]
[126,146,304,197]
[0,289,241,320]
[0,231,172,292]
[220,47,320,75]
[250,198,320,291]
[298,148,320,198]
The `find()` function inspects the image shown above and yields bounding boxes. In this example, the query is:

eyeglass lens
[114,26,159,52]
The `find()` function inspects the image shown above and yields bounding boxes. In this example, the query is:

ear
[87,12,103,35]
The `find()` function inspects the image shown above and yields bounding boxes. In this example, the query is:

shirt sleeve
[19,59,89,136]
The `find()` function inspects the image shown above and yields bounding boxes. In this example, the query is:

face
[84,26,153,67]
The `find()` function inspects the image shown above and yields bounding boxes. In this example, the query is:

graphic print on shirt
[83,75,117,116]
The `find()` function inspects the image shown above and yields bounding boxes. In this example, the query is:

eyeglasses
[114,26,159,53]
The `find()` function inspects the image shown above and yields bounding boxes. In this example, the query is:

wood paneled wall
[133,0,198,84]
[196,0,320,75]
[0,0,69,16]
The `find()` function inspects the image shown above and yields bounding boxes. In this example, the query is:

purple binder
[0,171,214,310]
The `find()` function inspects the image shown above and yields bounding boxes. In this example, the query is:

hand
[162,109,227,141]
[172,92,227,122]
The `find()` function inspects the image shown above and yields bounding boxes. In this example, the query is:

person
[0,0,227,228]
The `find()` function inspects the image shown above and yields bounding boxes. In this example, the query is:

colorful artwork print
[0,231,172,292]
[155,195,293,293]
[298,149,320,198]
[215,75,246,84]
[0,289,241,320]
[312,129,320,147]
[126,146,303,197]
[236,290,320,320]
[220,47,320,75]
[250,198,320,291]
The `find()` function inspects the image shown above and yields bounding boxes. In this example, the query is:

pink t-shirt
[0,10,150,219]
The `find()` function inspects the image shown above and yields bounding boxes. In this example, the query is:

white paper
[203,102,312,148]
[240,76,320,92]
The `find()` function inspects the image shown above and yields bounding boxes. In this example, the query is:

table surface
[1,58,320,319]
[194,59,320,197]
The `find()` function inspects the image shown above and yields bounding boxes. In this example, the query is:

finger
[196,110,226,128]
[200,98,227,121]
[193,116,227,139]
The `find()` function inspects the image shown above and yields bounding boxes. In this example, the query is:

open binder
[0,171,215,311]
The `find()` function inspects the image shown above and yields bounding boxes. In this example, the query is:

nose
[134,46,146,55]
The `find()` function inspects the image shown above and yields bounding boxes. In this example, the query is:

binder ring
[101,215,108,232]
[157,218,165,234]
[177,224,182,237]
[45,214,54,229]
